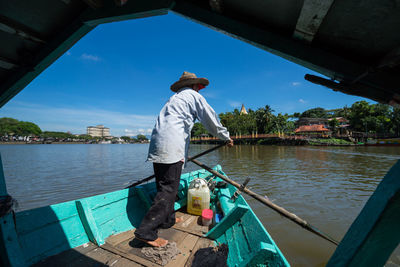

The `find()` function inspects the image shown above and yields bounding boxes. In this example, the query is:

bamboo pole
[126,142,227,188]
[191,158,339,246]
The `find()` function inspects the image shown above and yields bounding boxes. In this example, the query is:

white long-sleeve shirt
[147,87,230,164]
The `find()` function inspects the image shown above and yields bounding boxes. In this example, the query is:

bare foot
[175,217,184,223]
[136,237,168,247]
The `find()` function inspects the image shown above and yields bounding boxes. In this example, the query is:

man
[134,71,233,247]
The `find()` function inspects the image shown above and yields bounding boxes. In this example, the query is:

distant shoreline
[0,142,150,145]
[0,142,86,145]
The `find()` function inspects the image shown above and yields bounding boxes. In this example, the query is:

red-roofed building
[295,124,331,135]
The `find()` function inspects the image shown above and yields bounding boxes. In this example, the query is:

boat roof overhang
[1,0,400,108]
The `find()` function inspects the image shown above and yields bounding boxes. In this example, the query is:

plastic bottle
[187,178,210,215]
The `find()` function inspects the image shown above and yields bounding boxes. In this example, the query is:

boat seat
[206,204,249,239]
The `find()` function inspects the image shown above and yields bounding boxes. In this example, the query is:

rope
[0,195,16,217]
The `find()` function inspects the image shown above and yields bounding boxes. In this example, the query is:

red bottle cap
[202,209,213,220]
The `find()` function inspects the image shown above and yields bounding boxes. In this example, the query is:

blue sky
[0,12,368,137]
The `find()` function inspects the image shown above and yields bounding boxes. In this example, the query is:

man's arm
[194,95,232,144]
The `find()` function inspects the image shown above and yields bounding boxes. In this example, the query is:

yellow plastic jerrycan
[187,178,210,215]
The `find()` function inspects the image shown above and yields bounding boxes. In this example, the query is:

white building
[87,125,111,137]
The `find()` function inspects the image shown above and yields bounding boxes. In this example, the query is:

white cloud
[1,101,156,137]
[81,53,101,62]
[124,128,153,137]
[66,51,71,56]
[291,82,301,86]
[201,91,218,99]
[299,99,306,103]
[228,101,241,108]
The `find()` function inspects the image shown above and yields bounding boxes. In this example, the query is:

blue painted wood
[80,189,145,244]
[18,210,88,265]
[224,227,240,266]
[231,221,247,263]
[0,154,26,267]
[0,154,7,195]
[217,186,236,215]
[0,166,289,266]
[0,214,26,266]
[134,187,152,210]
[76,200,102,245]
[206,204,249,239]
[328,160,400,267]
[245,242,278,267]
[213,168,290,267]
[16,200,78,235]
[15,200,88,265]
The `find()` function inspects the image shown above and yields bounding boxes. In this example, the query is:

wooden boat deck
[33,211,214,267]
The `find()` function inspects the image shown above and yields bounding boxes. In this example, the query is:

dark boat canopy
[1,0,400,107]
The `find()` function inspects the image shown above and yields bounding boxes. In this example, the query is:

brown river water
[0,144,399,266]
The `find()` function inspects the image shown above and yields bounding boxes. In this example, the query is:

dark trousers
[135,161,183,241]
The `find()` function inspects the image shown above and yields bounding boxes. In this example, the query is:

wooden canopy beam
[81,0,173,26]
[0,15,45,43]
[0,18,94,108]
[0,56,19,70]
[82,0,104,9]
[172,0,399,100]
[293,0,335,43]
[0,0,174,108]
[304,74,398,106]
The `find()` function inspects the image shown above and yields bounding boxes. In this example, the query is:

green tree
[120,136,132,142]
[19,121,42,135]
[0,117,42,136]
[271,113,293,134]
[42,131,74,139]
[292,112,301,118]
[349,101,373,132]
[136,134,148,141]
[329,118,340,134]
[255,105,274,134]
[0,117,19,135]
[191,122,208,137]
[300,107,327,118]
[392,107,400,136]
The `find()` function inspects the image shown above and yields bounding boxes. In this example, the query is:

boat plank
[165,233,199,267]
[78,246,136,266]
[33,242,97,267]
[32,243,94,267]
[106,229,135,247]
[115,228,188,264]
[109,257,144,267]
[102,243,161,267]
[173,211,209,236]
[21,217,90,264]
[184,237,214,267]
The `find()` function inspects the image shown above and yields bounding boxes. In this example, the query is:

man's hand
[227,138,234,147]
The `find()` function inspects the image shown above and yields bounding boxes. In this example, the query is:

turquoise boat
[0,163,289,266]
[1,1,400,266]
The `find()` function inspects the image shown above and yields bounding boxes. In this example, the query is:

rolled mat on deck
[141,242,181,265]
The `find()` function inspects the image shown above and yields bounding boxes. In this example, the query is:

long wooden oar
[191,158,340,246]
[126,142,227,188]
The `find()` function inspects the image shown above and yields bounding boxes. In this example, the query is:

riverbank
[0,141,87,145]
[192,137,359,146]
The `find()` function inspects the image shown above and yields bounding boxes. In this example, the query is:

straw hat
[170,71,209,92]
